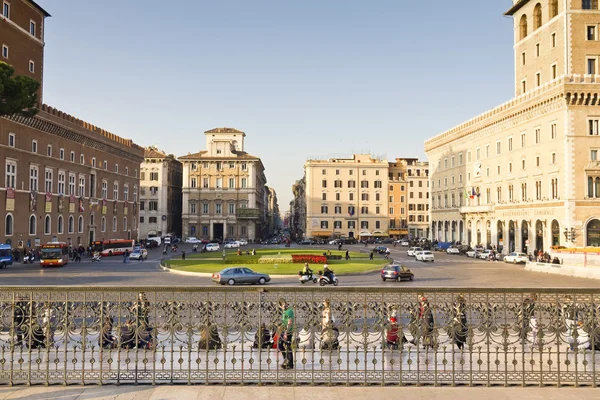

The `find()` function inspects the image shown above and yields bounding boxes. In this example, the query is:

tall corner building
[304,154,390,241]
[138,147,182,239]
[179,128,268,242]
[1,0,144,248]
[425,0,600,252]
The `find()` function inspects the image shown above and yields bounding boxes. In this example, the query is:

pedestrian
[182,250,186,261]
[123,249,129,263]
[222,250,226,260]
[345,250,350,260]
[278,298,295,369]
[369,251,374,260]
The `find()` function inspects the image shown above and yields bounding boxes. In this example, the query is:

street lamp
[563,227,577,242]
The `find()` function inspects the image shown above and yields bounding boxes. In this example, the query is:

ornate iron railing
[0,287,599,386]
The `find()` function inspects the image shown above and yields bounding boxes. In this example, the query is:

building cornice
[425,75,600,153]
[504,0,530,17]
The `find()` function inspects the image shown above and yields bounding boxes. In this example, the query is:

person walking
[278,298,295,369]
[123,249,129,263]
[345,250,350,260]
[181,250,186,261]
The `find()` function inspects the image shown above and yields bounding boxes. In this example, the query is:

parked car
[400,241,410,246]
[224,241,240,249]
[478,250,492,260]
[328,239,340,245]
[373,246,388,254]
[129,248,148,260]
[185,237,202,244]
[504,252,528,264]
[237,239,248,246]
[446,247,460,255]
[212,267,271,285]
[407,247,423,256]
[415,251,435,262]
[466,249,478,258]
[382,239,394,244]
[300,240,314,245]
[205,243,220,252]
[381,265,414,282]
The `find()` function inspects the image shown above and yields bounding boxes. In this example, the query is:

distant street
[0,243,596,288]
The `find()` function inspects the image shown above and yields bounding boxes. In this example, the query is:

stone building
[304,154,389,241]
[179,128,268,242]
[1,0,143,249]
[266,186,281,236]
[406,159,430,239]
[388,159,409,239]
[138,147,182,239]
[426,0,600,252]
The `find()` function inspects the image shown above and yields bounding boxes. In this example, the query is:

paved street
[0,244,596,287]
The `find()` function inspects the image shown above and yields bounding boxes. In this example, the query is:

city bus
[93,239,135,256]
[40,242,70,267]
[0,244,14,269]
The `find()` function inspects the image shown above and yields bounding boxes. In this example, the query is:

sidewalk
[1,386,598,400]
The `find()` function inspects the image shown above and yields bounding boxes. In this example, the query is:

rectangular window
[496,141,501,155]
[228,203,235,214]
[336,193,340,201]
[592,150,598,161]
[149,217,157,224]
[589,119,600,135]
[8,132,14,147]
[150,172,159,181]
[69,174,76,195]
[551,123,557,139]
[535,43,540,57]
[30,20,36,36]
[322,180,327,188]
[535,72,541,87]
[44,169,53,193]
[78,176,85,197]
[347,180,355,188]
[1,44,7,58]
[113,183,118,200]
[552,152,556,164]
[123,185,129,201]
[215,203,222,214]
[32,140,37,153]
[583,0,598,10]
[551,63,557,79]
[349,193,354,201]
[216,178,222,188]
[535,128,541,144]
[229,178,235,188]
[115,164,119,173]
[321,205,328,214]
[509,162,513,173]
[589,26,597,41]
[101,181,107,198]
[203,178,209,188]
[587,57,597,75]
[149,201,158,211]
[28,60,34,73]
[29,165,38,191]
[202,203,209,214]
[190,203,196,214]
[190,178,197,188]
[322,193,327,201]
[59,148,64,160]
[5,160,16,189]
[552,33,556,48]
[241,178,247,188]
[521,133,526,147]
[536,156,540,167]
[320,221,328,229]
[521,52,526,66]
[508,137,513,151]
[476,148,480,160]
[70,151,75,162]
[334,221,342,229]
[458,153,463,165]
[80,154,84,164]
[521,80,526,94]
[2,2,9,18]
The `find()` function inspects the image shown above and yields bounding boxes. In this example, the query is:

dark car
[382,239,393,244]
[381,265,414,282]
[343,238,357,245]
[300,240,314,245]
[373,246,388,254]
[212,267,271,285]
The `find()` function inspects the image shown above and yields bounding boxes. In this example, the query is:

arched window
[57,215,64,234]
[29,215,36,235]
[5,214,13,236]
[101,217,106,232]
[68,216,74,233]
[44,215,51,235]
[533,3,542,29]
[123,217,128,231]
[520,14,528,40]
[550,0,558,18]
[113,217,117,232]
[589,176,594,197]
[78,216,84,233]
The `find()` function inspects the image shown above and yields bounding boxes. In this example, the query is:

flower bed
[258,255,294,264]
[291,254,328,264]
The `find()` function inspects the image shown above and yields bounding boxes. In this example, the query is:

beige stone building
[304,154,389,241]
[388,159,409,239]
[426,0,600,252]
[179,128,268,242]
[139,147,182,239]
[406,159,430,239]
[266,186,281,235]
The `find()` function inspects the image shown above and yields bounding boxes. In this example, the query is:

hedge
[258,256,294,264]
[291,254,328,264]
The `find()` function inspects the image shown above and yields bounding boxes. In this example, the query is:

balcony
[236,208,261,219]
[459,204,494,214]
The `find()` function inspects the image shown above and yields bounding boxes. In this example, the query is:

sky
[39,0,517,209]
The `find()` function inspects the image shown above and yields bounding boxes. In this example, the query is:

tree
[0,61,40,118]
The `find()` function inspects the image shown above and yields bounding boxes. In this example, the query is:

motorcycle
[318,270,339,286]
[22,254,35,264]
[298,271,317,284]
[92,254,102,262]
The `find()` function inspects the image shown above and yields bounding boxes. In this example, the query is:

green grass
[166,258,388,275]
[184,248,366,260]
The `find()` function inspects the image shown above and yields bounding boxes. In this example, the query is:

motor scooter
[22,254,35,264]
[92,254,102,262]
[298,271,317,284]
[318,270,339,286]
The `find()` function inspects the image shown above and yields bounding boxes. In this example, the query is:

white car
[205,243,220,252]
[504,252,528,264]
[238,239,248,246]
[185,237,201,244]
[415,251,435,262]
[400,241,410,246]
[129,248,148,260]
[478,250,492,259]
[446,247,460,255]
[224,242,240,249]
[407,247,423,256]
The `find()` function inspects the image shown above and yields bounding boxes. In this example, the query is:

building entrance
[213,223,224,241]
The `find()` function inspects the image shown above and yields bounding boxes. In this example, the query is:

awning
[372,233,389,237]
[310,231,332,237]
